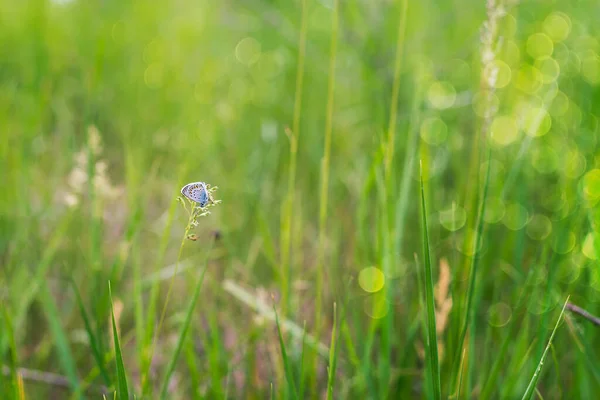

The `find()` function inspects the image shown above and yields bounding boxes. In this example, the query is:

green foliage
[71,279,112,386]
[158,241,213,399]
[273,300,299,399]
[38,281,82,398]
[522,297,569,400]
[419,164,442,400]
[1,306,20,400]
[1,0,600,398]
[109,282,129,400]
[326,303,340,400]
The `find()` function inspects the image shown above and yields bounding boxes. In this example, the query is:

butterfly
[180,182,214,208]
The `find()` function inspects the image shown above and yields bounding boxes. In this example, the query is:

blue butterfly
[180,182,213,208]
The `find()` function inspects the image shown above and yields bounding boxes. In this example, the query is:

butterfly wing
[197,185,209,207]
[181,182,209,207]
[181,183,195,201]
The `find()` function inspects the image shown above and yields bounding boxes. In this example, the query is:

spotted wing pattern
[181,182,210,207]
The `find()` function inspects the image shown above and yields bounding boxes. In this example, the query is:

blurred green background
[1,0,600,399]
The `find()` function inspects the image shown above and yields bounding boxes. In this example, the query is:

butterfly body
[181,182,213,207]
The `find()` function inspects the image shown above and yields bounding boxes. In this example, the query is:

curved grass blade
[313,0,339,393]
[299,321,307,399]
[39,281,82,398]
[108,281,129,400]
[144,179,183,346]
[564,312,600,387]
[15,214,71,331]
[273,299,298,399]
[480,267,537,399]
[71,278,112,387]
[327,302,339,400]
[521,296,570,400]
[1,306,20,400]
[184,333,201,400]
[158,241,214,399]
[280,0,308,315]
[451,146,492,393]
[419,161,441,400]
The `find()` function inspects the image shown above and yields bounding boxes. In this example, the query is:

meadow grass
[1,0,600,399]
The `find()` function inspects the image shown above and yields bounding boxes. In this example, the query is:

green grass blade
[327,302,339,400]
[480,268,538,400]
[419,161,441,400]
[313,0,339,392]
[108,281,129,400]
[360,311,379,399]
[382,0,409,390]
[38,281,82,398]
[15,214,71,330]
[158,242,213,399]
[565,314,600,387]
[131,233,145,376]
[1,305,20,399]
[299,321,307,399]
[394,76,423,257]
[521,296,570,400]
[206,313,226,398]
[280,0,308,315]
[451,146,492,392]
[224,365,233,399]
[142,175,185,344]
[456,347,466,400]
[184,332,202,400]
[71,278,112,387]
[273,299,298,399]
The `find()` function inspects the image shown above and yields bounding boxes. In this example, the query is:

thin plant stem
[451,146,492,394]
[314,0,339,393]
[566,303,600,327]
[384,0,409,181]
[142,201,197,394]
[382,1,409,392]
[281,0,308,315]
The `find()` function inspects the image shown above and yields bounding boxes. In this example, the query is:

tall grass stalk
[521,297,570,400]
[39,281,81,398]
[326,302,339,400]
[2,306,20,400]
[280,0,308,315]
[393,77,423,258]
[71,279,111,387]
[413,254,430,398]
[132,227,145,381]
[455,348,466,400]
[142,200,197,395]
[451,0,505,391]
[108,281,129,400]
[158,239,214,399]
[384,0,408,179]
[451,147,492,395]
[273,299,298,398]
[299,321,307,399]
[479,267,537,399]
[15,214,71,331]
[419,161,441,400]
[381,1,409,392]
[144,188,184,342]
[314,0,339,392]
[184,333,201,400]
